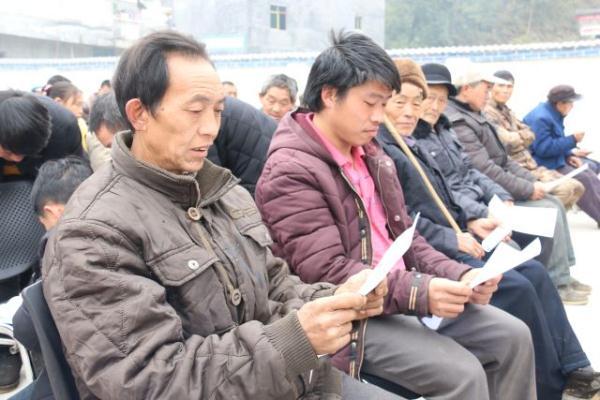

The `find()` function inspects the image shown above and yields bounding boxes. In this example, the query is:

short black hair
[0,90,51,156]
[259,74,298,102]
[303,31,400,112]
[222,81,235,86]
[89,92,128,135]
[113,30,210,131]
[47,75,71,85]
[31,156,92,216]
[46,81,81,102]
[100,79,111,88]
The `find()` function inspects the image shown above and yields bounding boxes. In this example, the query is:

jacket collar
[448,98,487,123]
[543,101,564,122]
[112,131,239,208]
[270,108,383,166]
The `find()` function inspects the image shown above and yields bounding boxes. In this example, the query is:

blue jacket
[523,101,576,170]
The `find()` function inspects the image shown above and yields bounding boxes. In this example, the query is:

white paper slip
[421,315,443,330]
[469,238,542,288]
[541,163,588,192]
[421,239,541,331]
[481,225,512,252]
[487,195,557,246]
[358,213,420,296]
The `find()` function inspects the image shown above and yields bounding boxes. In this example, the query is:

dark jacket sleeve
[452,119,535,201]
[467,167,512,203]
[42,220,317,399]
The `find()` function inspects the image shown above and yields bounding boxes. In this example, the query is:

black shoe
[0,345,22,391]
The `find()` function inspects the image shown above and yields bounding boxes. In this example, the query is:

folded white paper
[484,196,557,252]
[541,163,588,192]
[358,213,420,296]
[421,238,541,331]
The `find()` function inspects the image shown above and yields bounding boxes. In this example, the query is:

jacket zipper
[339,168,372,378]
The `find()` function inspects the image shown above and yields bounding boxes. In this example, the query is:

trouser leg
[515,261,590,375]
[559,165,600,223]
[362,314,489,400]
[439,304,537,400]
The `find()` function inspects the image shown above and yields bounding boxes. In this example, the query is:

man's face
[422,84,449,127]
[134,55,224,174]
[462,81,490,112]
[63,92,84,118]
[491,82,514,105]
[96,123,116,148]
[260,86,293,121]
[385,82,424,137]
[556,101,574,117]
[0,145,25,162]
[325,80,392,147]
[223,83,237,98]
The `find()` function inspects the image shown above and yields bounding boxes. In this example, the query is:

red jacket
[256,109,470,373]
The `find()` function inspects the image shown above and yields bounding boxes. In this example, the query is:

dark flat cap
[547,85,582,103]
[421,63,457,96]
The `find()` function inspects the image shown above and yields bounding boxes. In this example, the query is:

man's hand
[427,278,471,318]
[567,155,583,168]
[572,131,585,143]
[459,270,502,305]
[297,292,367,355]
[335,269,388,318]
[456,232,485,259]
[572,148,592,158]
[530,181,546,200]
[467,218,499,240]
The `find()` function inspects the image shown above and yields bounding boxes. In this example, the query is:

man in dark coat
[208,96,276,196]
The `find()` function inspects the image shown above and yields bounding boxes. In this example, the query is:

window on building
[270,5,287,30]
[355,16,362,30]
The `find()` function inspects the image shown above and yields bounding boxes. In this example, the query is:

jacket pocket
[147,243,219,286]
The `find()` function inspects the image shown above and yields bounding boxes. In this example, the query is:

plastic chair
[21,281,80,400]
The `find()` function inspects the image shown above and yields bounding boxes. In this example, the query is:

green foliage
[385,0,600,48]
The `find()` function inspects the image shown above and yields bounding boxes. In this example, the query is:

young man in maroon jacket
[256,31,536,400]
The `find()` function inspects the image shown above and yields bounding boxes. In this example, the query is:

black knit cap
[421,63,457,96]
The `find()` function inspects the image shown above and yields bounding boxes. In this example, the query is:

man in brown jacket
[256,31,536,400]
[41,31,398,400]
[483,70,584,209]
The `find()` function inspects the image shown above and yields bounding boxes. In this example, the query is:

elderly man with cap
[444,65,592,303]
[524,85,600,227]
[484,72,584,210]
[381,61,600,400]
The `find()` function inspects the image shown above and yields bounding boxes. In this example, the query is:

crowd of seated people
[0,29,599,400]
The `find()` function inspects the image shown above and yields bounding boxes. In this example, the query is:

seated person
[208,96,276,196]
[259,73,298,121]
[9,156,92,400]
[85,91,128,171]
[256,31,535,400]
[377,59,599,400]
[524,85,600,227]
[46,81,88,152]
[0,90,85,182]
[41,31,398,400]
[444,65,590,297]
[484,71,584,210]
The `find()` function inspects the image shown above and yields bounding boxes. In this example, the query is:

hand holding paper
[540,163,588,193]
[358,213,420,296]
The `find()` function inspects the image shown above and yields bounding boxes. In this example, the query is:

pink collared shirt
[302,113,405,270]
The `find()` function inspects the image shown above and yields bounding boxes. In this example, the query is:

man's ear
[125,98,149,132]
[320,85,339,109]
